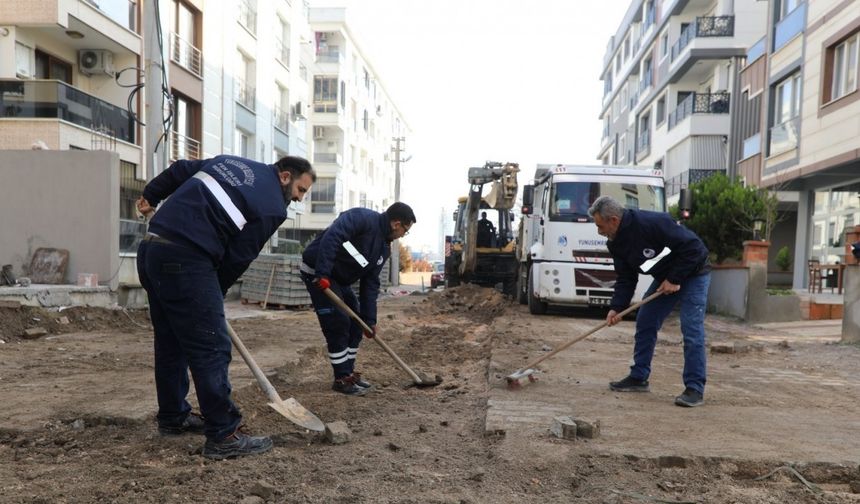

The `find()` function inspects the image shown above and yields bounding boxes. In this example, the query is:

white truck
[516,164,666,314]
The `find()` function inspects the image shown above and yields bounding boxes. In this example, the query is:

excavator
[444,161,520,295]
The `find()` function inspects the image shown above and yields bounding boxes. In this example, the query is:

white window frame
[310,177,337,214]
[774,72,801,125]
[831,33,859,101]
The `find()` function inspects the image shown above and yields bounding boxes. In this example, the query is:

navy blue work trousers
[137,240,241,441]
[301,274,364,379]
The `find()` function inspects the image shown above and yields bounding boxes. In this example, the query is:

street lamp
[752,217,765,241]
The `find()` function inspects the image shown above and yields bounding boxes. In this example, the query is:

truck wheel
[516,264,528,305]
[527,268,547,315]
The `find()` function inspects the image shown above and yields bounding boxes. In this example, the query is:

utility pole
[144,0,168,180]
[390,136,406,286]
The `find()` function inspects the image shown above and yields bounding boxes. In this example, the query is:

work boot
[674,388,704,407]
[201,428,273,460]
[351,372,372,389]
[158,412,206,436]
[609,375,650,392]
[332,375,368,396]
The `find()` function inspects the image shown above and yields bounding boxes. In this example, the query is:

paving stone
[710,343,735,354]
[22,327,48,339]
[324,421,351,445]
[250,480,276,500]
[550,416,577,440]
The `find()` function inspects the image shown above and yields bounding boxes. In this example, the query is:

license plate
[588,297,611,306]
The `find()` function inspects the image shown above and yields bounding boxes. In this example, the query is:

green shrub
[775,245,791,271]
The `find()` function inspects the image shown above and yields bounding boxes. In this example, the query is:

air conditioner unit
[78,49,115,76]
[313,126,325,140]
[292,101,306,120]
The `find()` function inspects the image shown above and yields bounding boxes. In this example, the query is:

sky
[312,0,632,256]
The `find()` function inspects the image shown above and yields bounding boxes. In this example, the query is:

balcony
[313,100,338,113]
[83,0,137,32]
[275,39,291,67]
[636,129,651,153]
[742,132,761,159]
[238,0,257,35]
[169,132,200,162]
[774,2,806,51]
[236,79,255,111]
[668,92,730,130]
[769,117,799,156]
[671,16,735,62]
[639,70,652,93]
[313,152,342,165]
[747,37,766,65]
[0,79,134,143]
[170,33,202,78]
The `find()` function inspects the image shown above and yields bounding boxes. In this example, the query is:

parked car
[430,262,446,288]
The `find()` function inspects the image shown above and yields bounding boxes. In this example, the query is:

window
[774,72,801,124]
[777,0,800,21]
[363,109,368,131]
[624,36,630,59]
[660,31,669,58]
[310,178,336,213]
[35,49,72,84]
[656,94,666,125]
[831,33,859,101]
[236,130,250,158]
[15,42,34,78]
[618,134,627,163]
[313,76,338,112]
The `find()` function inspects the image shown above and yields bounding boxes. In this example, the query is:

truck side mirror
[453,210,459,222]
[521,185,534,215]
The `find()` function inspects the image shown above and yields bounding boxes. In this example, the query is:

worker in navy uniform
[588,195,711,408]
[301,202,416,395]
[136,154,315,459]
[476,211,495,247]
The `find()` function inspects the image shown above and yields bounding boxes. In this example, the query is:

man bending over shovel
[137,154,315,459]
[301,202,416,396]
[588,196,711,407]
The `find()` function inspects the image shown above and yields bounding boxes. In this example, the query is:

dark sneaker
[351,372,372,389]
[609,375,650,392]
[202,429,273,460]
[332,375,369,396]
[158,412,206,436]
[674,388,704,407]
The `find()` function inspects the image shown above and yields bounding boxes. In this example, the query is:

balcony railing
[170,33,202,78]
[671,16,735,61]
[313,100,338,113]
[238,0,257,35]
[316,48,341,63]
[236,79,255,111]
[274,106,289,132]
[667,92,730,130]
[0,79,135,143]
[774,2,806,51]
[742,132,761,159]
[313,152,342,165]
[769,117,799,155]
[637,129,651,153]
[639,70,652,93]
[84,0,137,32]
[169,132,201,162]
[275,39,290,67]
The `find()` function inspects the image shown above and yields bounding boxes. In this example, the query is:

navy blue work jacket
[143,155,287,292]
[607,209,709,312]
[303,208,391,326]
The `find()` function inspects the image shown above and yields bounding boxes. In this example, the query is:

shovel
[322,287,442,388]
[225,322,326,431]
[506,291,664,389]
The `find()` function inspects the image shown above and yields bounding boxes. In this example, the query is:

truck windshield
[549,182,665,222]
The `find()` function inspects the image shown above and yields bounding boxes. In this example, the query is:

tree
[669,174,779,263]
[398,242,412,272]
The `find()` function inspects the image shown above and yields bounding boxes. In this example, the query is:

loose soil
[0,286,858,503]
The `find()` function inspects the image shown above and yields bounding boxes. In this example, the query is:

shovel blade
[268,397,325,432]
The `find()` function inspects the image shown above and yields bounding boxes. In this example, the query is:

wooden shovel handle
[322,287,423,383]
[521,291,664,371]
[225,321,282,404]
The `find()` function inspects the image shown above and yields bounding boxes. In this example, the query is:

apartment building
[300,7,409,244]
[598,0,766,199]
[735,0,860,288]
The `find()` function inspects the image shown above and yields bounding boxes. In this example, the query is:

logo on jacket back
[377,256,384,266]
[642,248,656,258]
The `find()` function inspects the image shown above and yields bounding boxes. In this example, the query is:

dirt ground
[1,285,859,503]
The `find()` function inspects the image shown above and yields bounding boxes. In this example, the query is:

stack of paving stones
[240,253,310,307]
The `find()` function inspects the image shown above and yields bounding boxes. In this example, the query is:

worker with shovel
[588,195,711,407]
[300,202,416,396]
[136,154,315,459]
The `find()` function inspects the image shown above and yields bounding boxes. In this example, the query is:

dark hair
[274,155,316,182]
[386,202,416,225]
